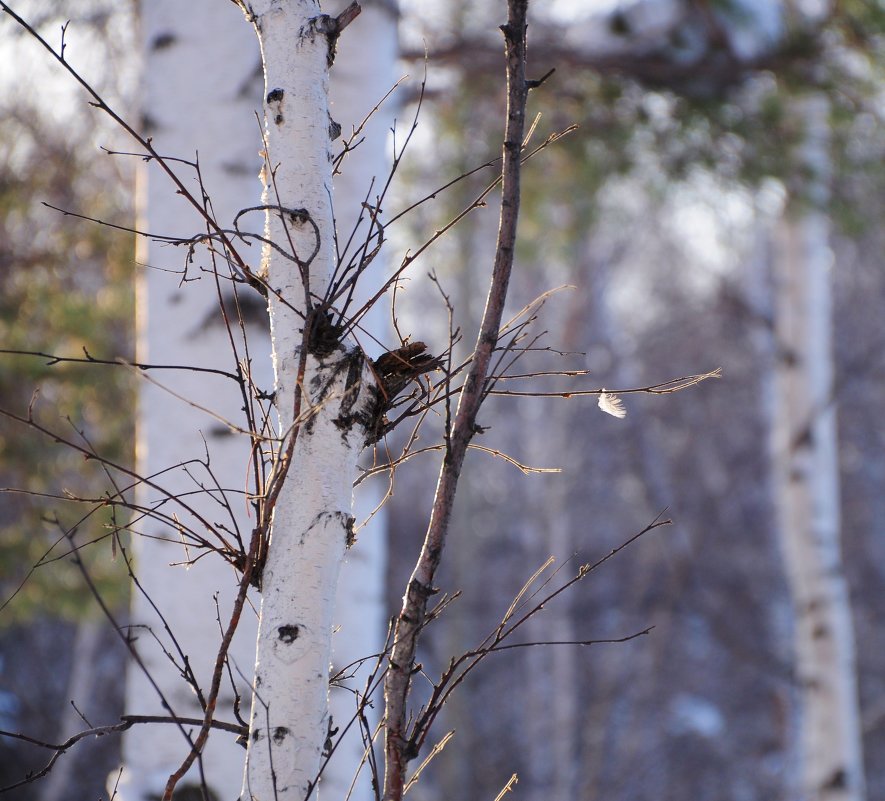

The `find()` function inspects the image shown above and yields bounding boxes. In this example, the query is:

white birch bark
[771,94,866,801]
[118,4,265,799]
[238,3,377,798]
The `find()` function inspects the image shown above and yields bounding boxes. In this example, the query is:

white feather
[598,390,626,419]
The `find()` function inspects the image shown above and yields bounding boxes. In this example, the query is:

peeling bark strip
[236,2,376,799]
[382,3,531,800]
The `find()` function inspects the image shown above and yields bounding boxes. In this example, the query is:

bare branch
[383,5,532,798]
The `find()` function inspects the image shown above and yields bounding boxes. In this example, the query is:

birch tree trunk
[237,3,377,799]
[119,4,265,799]
[771,94,866,801]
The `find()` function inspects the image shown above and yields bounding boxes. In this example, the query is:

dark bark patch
[332,349,367,437]
[307,310,344,358]
[779,347,799,366]
[328,115,341,141]
[221,159,257,176]
[237,58,264,99]
[141,112,159,135]
[273,726,290,744]
[266,88,285,125]
[323,717,339,757]
[207,424,233,439]
[150,32,176,50]
[822,768,847,790]
[278,624,300,644]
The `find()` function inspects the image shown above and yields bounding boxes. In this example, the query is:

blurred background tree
[2,1,885,799]
[389,2,885,801]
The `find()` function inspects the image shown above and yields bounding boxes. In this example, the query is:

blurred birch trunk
[119,3,265,799]
[326,3,397,799]
[119,2,393,797]
[771,94,866,801]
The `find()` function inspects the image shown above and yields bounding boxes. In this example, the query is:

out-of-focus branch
[401,15,831,97]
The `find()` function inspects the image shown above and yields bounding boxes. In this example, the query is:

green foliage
[550,6,885,233]
[0,106,134,622]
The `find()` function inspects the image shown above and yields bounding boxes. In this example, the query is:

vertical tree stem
[382,3,530,800]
